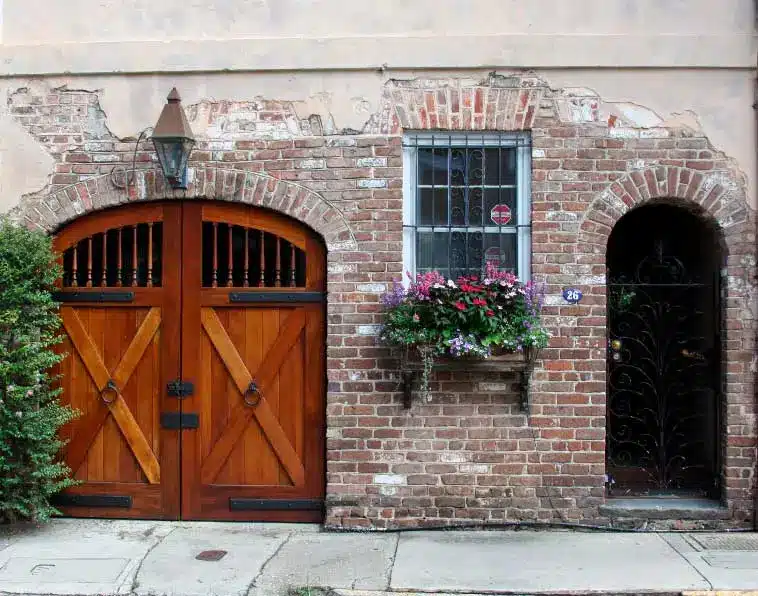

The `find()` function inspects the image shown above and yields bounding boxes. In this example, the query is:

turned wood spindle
[131,225,138,287]
[86,237,93,288]
[258,230,266,287]
[243,228,250,288]
[100,231,108,287]
[226,224,234,287]
[275,236,282,287]
[71,244,79,288]
[116,227,123,287]
[211,222,219,288]
[147,223,154,288]
[289,244,297,287]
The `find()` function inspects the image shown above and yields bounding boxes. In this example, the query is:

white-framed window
[402,131,532,282]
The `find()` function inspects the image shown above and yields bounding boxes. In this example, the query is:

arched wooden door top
[53,202,327,293]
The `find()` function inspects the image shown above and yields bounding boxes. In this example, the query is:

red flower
[472,298,488,307]
[485,309,495,317]
[454,301,467,311]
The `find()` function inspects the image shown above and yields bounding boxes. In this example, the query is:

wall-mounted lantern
[151,88,195,189]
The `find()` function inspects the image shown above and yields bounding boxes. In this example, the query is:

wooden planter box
[398,347,538,410]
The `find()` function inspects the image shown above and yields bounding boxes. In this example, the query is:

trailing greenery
[0,219,77,523]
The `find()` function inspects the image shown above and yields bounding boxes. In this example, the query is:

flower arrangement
[381,263,549,399]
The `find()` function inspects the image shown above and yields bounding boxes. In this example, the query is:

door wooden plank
[60,306,162,484]
[112,308,162,389]
[61,308,111,391]
[199,307,306,486]
[108,396,161,484]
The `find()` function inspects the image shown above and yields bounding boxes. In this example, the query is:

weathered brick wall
[9,74,757,529]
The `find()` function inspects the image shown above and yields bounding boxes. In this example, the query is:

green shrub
[0,219,77,523]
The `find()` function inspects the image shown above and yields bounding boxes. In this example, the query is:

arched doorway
[606,203,722,499]
[51,201,327,521]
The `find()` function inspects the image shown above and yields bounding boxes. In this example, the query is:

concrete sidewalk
[1,520,758,596]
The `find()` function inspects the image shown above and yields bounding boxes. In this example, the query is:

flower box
[380,264,548,410]
[398,345,538,410]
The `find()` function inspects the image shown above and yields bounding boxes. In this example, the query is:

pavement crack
[128,525,175,596]
[385,534,400,591]
[246,531,293,595]
[661,534,714,591]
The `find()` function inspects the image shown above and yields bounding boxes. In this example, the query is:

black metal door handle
[244,381,261,407]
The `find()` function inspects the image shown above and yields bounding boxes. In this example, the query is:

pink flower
[472,298,487,307]
[412,313,420,322]
[485,310,495,317]
[454,301,467,311]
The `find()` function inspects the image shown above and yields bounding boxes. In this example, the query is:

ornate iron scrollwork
[607,239,718,496]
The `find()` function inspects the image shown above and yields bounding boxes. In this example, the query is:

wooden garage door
[52,202,326,522]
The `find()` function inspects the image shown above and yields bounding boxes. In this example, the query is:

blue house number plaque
[563,288,583,304]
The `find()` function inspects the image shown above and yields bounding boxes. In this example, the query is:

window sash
[403,132,531,282]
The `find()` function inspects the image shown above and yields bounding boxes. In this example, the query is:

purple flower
[524,280,546,316]
[381,280,407,307]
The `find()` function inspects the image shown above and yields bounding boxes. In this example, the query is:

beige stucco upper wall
[0,0,755,73]
[5,0,755,41]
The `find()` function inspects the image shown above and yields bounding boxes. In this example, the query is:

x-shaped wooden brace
[62,307,162,484]
[199,307,306,487]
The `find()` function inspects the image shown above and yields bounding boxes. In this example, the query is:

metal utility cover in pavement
[688,534,758,551]
[195,550,227,561]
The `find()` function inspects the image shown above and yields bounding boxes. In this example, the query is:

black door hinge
[160,412,199,430]
[167,380,194,398]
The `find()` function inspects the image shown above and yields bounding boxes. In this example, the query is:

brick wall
[10,74,758,529]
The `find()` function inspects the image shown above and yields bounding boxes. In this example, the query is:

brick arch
[578,165,748,253]
[15,164,357,252]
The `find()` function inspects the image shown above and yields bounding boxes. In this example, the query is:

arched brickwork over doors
[576,165,755,520]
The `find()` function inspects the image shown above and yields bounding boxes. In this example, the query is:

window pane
[450,187,466,226]
[467,148,484,185]
[484,147,517,186]
[417,231,452,277]
[469,188,484,227]
[483,233,517,272]
[450,231,484,279]
[419,188,448,226]
[450,149,466,185]
[484,188,517,227]
[418,148,448,186]
[410,135,527,279]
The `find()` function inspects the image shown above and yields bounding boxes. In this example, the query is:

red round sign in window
[490,203,512,225]
[484,246,506,265]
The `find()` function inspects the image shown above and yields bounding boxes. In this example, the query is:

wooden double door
[52,202,326,521]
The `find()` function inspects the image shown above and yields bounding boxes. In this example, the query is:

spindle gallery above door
[197,202,325,294]
[202,221,304,289]
[57,204,167,291]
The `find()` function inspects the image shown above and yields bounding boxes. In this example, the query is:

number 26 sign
[563,288,583,304]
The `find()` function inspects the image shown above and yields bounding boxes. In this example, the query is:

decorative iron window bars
[402,132,532,282]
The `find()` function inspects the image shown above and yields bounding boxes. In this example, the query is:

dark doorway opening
[606,203,722,499]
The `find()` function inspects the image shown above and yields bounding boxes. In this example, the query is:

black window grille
[403,132,532,281]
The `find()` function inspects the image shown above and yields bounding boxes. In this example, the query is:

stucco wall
[0,68,755,214]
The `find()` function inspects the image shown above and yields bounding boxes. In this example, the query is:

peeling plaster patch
[532,149,546,158]
[327,262,357,274]
[640,128,669,139]
[357,325,381,336]
[703,171,740,196]
[609,127,639,139]
[554,87,600,123]
[613,102,664,128]
[327,239,358,252]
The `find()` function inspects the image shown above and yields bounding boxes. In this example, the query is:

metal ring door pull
[100,379,119,404]
[243,381,261,407]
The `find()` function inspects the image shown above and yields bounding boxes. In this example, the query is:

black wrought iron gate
[606,209,721,498]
